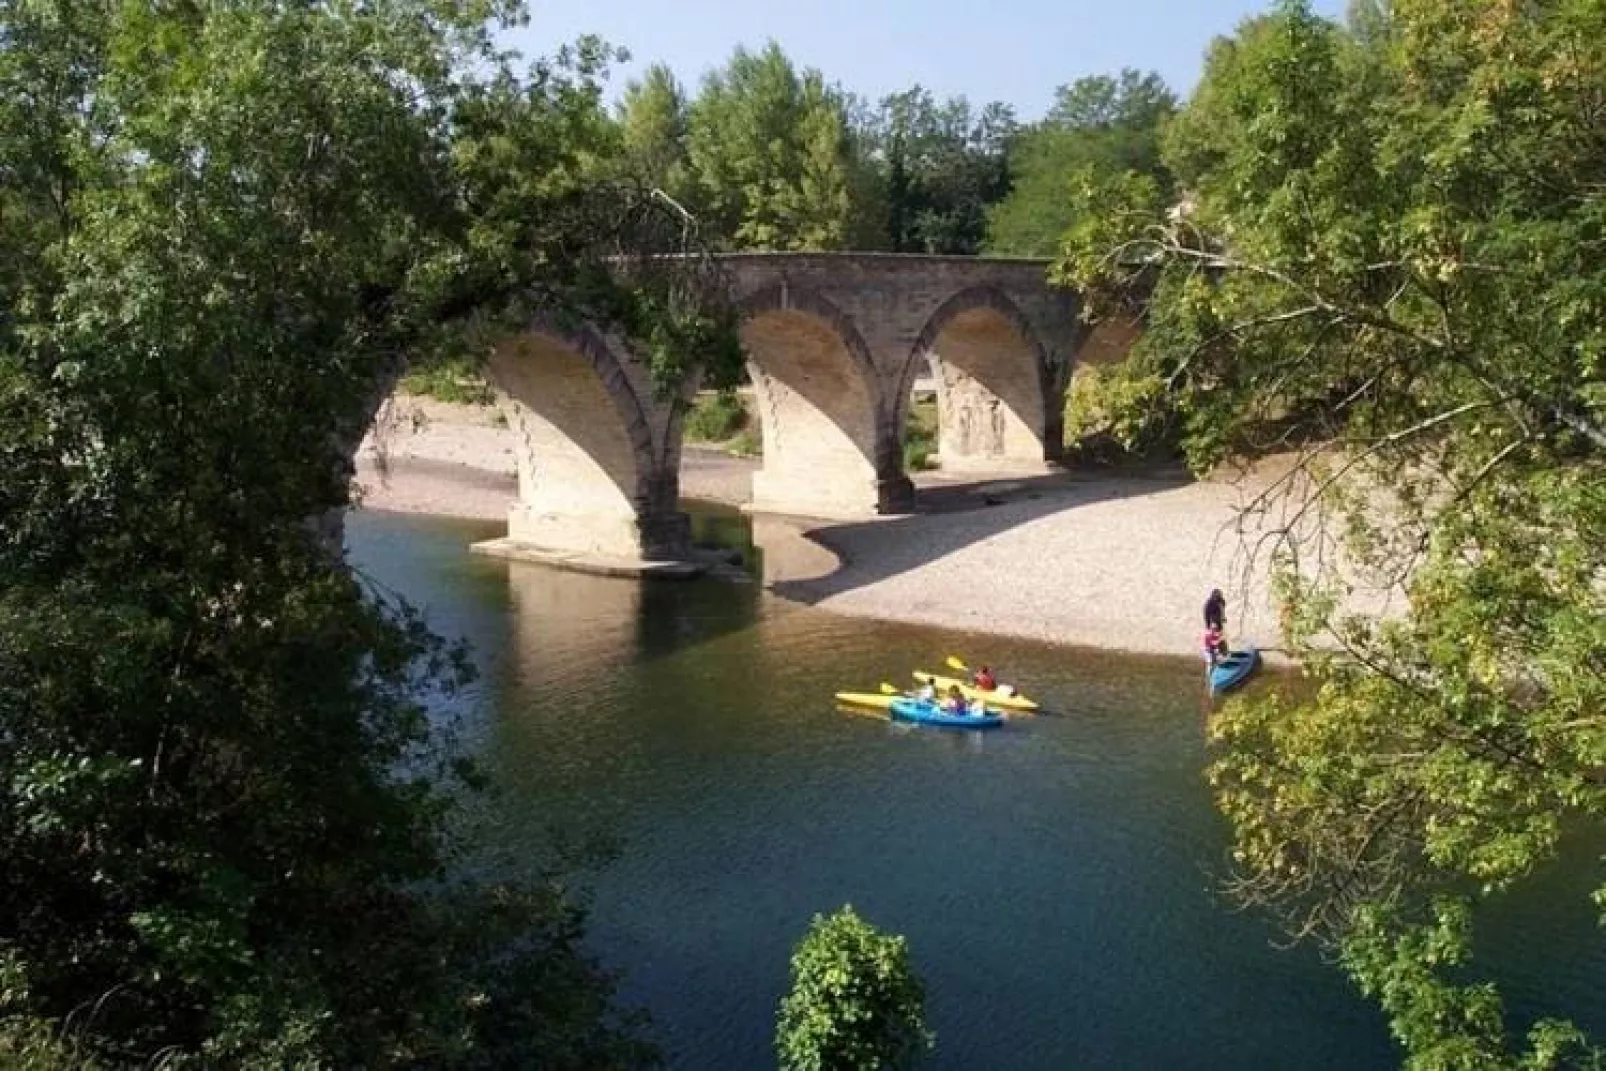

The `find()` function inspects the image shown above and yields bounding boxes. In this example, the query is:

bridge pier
[470,328,703,578]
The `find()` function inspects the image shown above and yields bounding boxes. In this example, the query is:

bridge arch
[739,284,912,517]
[899,285,1060,473]
[487,320,688,559]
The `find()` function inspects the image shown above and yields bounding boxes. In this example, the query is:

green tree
[776,906,933,1071]
[0,0,736,1064]
[987,69,1175,256]
[684,42,857,250]
[617,62,691,200]
[858,88,1015,254]
[1057,1,1606,1065]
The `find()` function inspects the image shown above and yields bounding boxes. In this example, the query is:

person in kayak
[972,665,997,691]
[1204,588,1227,633]
[943,684,967,713]
[1202,624,1228,666]
[916,677,938,702]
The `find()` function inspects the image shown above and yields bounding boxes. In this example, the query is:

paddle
[879,682,903,696]
[944,654,969,673]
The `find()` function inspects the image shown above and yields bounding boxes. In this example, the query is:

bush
[684,390,749,442]
[1062,361,1174,463]
[902,428,935,471]
[903,394,939,471]
[776,906,933,1071]
[398,355,496,406]
[727,428,763,458]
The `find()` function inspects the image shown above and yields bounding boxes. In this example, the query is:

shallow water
[347,508,1604,1070]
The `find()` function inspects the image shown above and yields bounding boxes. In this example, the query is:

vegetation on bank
[399,356,499,407]
[681,390,939,470]
[0,1,732,1064]
[776,906,932,1071]
[1059,0,1606,1063]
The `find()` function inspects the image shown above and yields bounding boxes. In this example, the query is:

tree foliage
[681,42,859,251]
[854,88,1016,255]
[602,43,1024,257]
[775,906,932,1071]
[1057,1,1606,1065]
[0,0,749,1063]
[617,62,690,199]
[987,70,1176,256]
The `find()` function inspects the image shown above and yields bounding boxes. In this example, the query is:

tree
[775,906,932,1071]
[617,63,691,201]
[987,69,1175,256]
[1057,1,1606,1065]
[0,0,734,1063]
[857,88,1015,255]
[683,42,858,250]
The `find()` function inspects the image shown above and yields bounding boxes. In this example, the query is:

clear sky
[509,0,1348,119]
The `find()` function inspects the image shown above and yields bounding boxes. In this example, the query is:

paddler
[971,665,997,691]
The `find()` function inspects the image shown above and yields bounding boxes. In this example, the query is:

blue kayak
[1209,648,1261,695]
[889,697,1005,729]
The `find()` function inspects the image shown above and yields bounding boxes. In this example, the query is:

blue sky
[509,0,1348,119]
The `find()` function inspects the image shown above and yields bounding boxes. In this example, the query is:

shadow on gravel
[761,462,1196,604]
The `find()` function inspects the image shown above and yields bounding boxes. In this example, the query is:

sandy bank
[355,393,756,518]
[355,393,1318,661]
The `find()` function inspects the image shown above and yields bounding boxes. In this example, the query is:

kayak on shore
[911,672,1040,712]
[1209,648,1261,695]
[889,697,1005,729]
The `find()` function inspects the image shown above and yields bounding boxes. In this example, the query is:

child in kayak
[1202,625,1228,665]
[943,684,967,714]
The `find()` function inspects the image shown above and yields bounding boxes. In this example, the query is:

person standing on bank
[1203,588,1226,634]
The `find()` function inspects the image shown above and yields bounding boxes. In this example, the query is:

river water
[347,508,1605,1070]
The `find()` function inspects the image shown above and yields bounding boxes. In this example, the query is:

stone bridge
[477,252,1112,567]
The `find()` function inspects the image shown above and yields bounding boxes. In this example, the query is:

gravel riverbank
[355,393,1305,660]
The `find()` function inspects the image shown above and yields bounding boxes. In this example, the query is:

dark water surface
[347,509,1603,1071]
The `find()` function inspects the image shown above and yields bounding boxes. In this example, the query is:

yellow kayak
[834,692,897,710]
[911,672,1040,712]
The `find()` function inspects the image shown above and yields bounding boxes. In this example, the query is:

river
[347,508,1605,1070]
